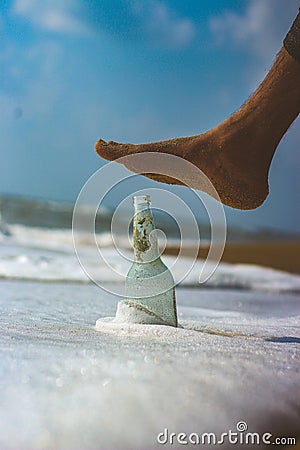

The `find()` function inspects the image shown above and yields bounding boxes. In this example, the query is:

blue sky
[1,0,299,233]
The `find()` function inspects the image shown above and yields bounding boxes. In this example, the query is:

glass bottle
[115,195,178,327]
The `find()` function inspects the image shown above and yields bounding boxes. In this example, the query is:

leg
[95,12,300,210]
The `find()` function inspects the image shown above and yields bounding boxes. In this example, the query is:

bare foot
[95,48,300,210]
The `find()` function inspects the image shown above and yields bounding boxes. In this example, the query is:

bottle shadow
[265,336,300,344]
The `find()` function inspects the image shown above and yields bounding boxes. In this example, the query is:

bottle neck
[132,196,160,263]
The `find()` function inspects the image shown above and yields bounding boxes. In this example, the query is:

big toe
[94,139,134,161]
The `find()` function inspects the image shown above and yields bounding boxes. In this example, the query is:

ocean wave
[1,227,300,293]
[1,197,299,293]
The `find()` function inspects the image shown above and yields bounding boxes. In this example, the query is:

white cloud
[12,0,194,47]
[209,0,299,58]
[131,0,195,49]
[12,0,89,35]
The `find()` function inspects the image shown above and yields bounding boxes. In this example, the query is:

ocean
[1,194,299,289]
[0,194,299,449]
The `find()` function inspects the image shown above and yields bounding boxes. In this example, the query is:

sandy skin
[95,48,300,210]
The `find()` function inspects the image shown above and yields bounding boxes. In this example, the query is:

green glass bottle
[115,195,178,327]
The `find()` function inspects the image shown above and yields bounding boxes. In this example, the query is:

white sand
[0,280,299,449]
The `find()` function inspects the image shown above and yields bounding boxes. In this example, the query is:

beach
[1,279,299,449]
[166,240,300,275]
[0,196,299,449]
[2,0,300,447]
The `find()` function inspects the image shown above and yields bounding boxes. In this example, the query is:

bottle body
[115,195,177,327]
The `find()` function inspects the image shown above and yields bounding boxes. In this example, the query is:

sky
[1,0,299,233]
